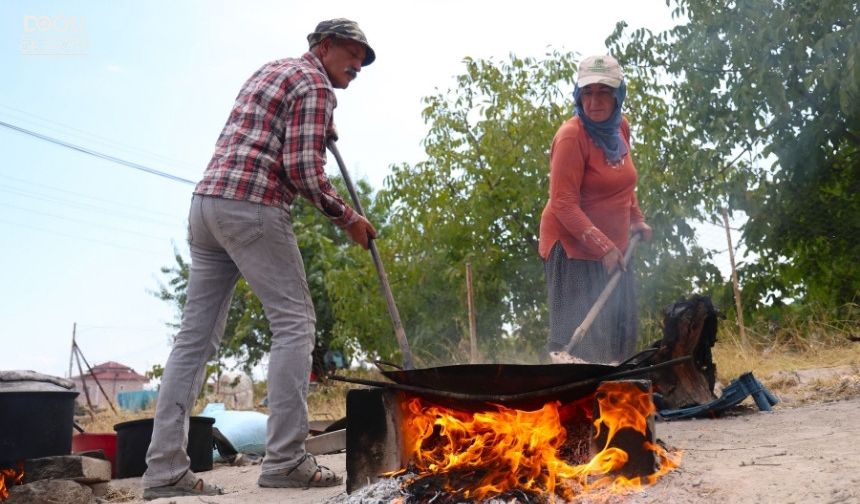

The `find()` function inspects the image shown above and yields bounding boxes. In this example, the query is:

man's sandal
[142,470,225,500]
[257,453,342,488]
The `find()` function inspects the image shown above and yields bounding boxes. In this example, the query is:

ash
[323,475,408,504]
[323,474,543,504]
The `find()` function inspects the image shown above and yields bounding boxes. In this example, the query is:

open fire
[0,463,24,501]
[392,381,681,502]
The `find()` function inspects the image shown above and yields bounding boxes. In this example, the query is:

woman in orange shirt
[539,54,652,364]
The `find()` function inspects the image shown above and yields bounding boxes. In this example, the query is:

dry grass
[307,368,387,421]
[712,309,860,405]
[75,407,154,434]
[713,336,860,382]
[75,402,224,433]
[713,312,860,383]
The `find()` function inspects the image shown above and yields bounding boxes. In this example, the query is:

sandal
[143,470,225,500]
[257,453,342,488]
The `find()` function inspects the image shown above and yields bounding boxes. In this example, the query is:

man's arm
[283,86,357,227]
[284,86,378,247]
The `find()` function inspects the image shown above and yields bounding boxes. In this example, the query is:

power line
[0,173,180,219]
[0,119,196,186]
[0,201,174,241]
[0,104,200,172]
[0,218,162,256]
[76,324,169,332]
[0,185,180,228]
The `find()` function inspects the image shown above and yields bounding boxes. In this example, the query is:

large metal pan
[332,351,685,410]
[362,349,669,409]
[378,361,619,396]
[376,348,655,395]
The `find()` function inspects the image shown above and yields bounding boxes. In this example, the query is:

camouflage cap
[307,18,376,67]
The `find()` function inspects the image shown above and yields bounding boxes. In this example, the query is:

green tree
[610,0,860,310]
[327,51,714,363]
[327,53,576,364]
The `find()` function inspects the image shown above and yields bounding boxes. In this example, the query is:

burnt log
[644,295,722,409]
[591,380,657,479]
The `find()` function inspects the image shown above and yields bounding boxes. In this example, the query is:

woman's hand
[601,247,626,274]
[630,221,653,242]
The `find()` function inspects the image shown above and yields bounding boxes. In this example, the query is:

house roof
[71,361,148,382]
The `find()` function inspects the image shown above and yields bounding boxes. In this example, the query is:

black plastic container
[113,416,215,478]
[0,391,78,466]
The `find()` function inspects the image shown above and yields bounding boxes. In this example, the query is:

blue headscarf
[573,80,628,164]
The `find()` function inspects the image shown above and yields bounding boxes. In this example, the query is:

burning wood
[0,463,24,501]
[389,381,681,503]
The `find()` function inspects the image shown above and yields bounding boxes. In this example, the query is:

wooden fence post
[722,208,748,347]
[466,262,479,364]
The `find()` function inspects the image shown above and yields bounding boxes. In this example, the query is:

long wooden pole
[722,208,748,347]
[73,344,96,420]
[68,322,76,379]
[75,342,119,415]
[326,139,415,369]
[465,262,478,364]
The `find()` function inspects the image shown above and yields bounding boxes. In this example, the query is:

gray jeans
[143,195,315,487]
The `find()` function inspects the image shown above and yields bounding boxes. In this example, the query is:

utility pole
[722,208,748,347]
[68,322,76,379]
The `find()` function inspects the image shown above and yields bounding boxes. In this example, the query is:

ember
[396,381,681,502]
[0,463,24,500]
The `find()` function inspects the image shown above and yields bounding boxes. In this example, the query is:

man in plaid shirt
[143,19,376,499]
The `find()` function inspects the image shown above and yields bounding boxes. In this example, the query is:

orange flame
[399,382,681,501]
[0,462,25,500]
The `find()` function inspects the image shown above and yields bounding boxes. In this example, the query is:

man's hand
[327,124,339,142]
[345,215,377,249]
[601,247,626,274]
[630,221,653,242]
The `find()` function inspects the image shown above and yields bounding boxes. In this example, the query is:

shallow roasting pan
[375,348,657,398]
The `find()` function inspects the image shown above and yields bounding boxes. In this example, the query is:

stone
[24,455,111,484]
[85,481,109,497]
[6,479,93,504]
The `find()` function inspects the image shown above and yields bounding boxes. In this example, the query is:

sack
[201,403,268,461]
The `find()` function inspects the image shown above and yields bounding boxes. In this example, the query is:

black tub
[0,390,79,466]
[0,370,80,467]
[113,416,215,478]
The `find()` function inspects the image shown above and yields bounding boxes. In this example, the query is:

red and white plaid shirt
[195,52,357,228]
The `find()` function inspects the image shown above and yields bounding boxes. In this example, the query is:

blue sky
[1,0,683,380]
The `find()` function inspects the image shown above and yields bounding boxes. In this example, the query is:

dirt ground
[108,366,860,504]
